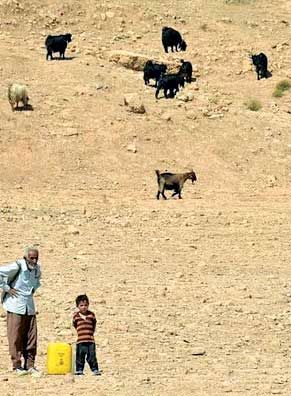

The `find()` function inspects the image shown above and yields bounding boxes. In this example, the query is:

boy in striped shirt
[73,294,101,376]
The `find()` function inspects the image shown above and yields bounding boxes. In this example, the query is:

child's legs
[76,343,87,372]
[86,343,99,371]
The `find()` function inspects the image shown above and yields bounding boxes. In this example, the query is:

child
[73,294,101,376]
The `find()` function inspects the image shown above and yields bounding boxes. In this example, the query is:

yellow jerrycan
[47,342,72,375]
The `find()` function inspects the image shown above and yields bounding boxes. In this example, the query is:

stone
[124,94,146,114]
[191,348,206,356]
[127,142,137,153]
[160,112,172,121]
[67,225,80,235]
[96,82,104,90]
[176,91,194,102]
[108,50,180,72]
[106,11,115,19]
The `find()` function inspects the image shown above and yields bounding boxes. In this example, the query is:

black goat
[155,170,197,200]
[143,60,167,87]
[45,33,72,60]
[179,59,193,83]
[162,27,187,53]
[251,52,268,80]
[155,73,185,99]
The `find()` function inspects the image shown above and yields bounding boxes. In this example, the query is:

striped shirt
[73,310,96,343]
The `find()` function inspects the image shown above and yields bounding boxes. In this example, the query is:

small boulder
[124,94,146,114]
[127,142,137,153]
[108,50,181,72]
[176,91,194,102]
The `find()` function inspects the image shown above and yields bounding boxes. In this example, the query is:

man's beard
[26,259,37,270]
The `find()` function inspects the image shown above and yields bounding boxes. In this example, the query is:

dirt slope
[0,1,291,395]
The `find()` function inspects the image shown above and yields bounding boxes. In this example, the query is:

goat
[143,60,167,87]
[179,59,193,83]
[45,33,72,60]
[162,27,187,53]
[8,83,29,111]
[155,73,185,99]
[155,170,197,199]
[251,52,268,80]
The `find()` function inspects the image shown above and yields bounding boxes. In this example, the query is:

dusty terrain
[0,0,291,395]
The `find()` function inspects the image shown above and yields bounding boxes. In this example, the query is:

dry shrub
[245,99,262,111]
[273,80,291,98]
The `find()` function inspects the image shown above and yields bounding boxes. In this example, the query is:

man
[0,246,41,376]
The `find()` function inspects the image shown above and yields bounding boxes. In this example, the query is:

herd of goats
[7,26,269,199]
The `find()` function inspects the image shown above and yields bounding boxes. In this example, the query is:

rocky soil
[1,0,291,395]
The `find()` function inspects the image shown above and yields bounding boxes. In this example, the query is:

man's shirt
[0,258,41,315]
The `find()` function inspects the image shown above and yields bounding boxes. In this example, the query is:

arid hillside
[0,1,291,395]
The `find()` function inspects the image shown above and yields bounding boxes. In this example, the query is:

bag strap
[8,260,22,287]
[1,260,22,304]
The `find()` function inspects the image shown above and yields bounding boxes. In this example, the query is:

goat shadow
[14,104,34,112]
[156,93,176,100]
[258,70,272,80]
[48,56,77,61]
[266,70,272,79]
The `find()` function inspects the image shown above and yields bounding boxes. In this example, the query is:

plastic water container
[47,342,72,375]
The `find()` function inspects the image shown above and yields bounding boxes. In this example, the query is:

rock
[67,225,80,235]
[208,113,224,119]
[191,348,206,356]
[192,64,199,73]
[267,175,277,187]
[106,11,115,19]
[127,142,137,153]
[192,82,199,90]
[124,94,146,114]
[176,91,194,102]
[108,50,180,72]
[109,50,149,71]
[95,82,104,90]
[160,112,172,121]
[221,17,232,23]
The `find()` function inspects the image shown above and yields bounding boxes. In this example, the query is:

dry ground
[0,0,291,395]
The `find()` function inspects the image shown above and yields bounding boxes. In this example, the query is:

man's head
[24,246,39,269]
[76,294,89,314]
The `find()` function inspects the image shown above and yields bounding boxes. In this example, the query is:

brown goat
[155,170,197,200]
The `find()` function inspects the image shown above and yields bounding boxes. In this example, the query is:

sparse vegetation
[273,79,291,97]
[209,96,219,105]
[245,98,262,111]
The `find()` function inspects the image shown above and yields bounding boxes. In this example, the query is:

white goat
[8,83,29,111]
